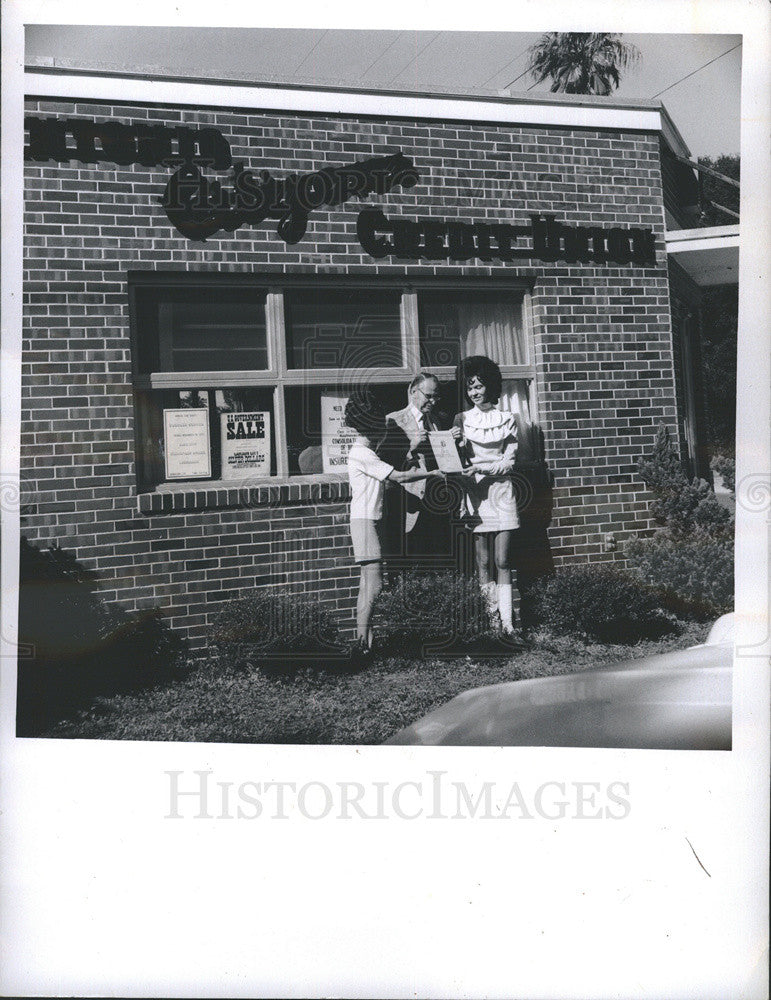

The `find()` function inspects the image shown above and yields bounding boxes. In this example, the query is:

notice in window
[163,408,211,480]
[220,411,272,480]
[320,393,357,473]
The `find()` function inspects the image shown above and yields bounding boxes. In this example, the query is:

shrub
[209,590,347,673]
[626,428,735,619]
[626,531,734,619]
[99,605,187,689]
[18,536,105,660]
[637,426,732,538]
[710,454,736,494]
[373,571,498,655]
[527,565,675,643]
[17,537,187,735]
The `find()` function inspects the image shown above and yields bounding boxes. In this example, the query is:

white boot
[497,583,515,633]
[480,580,498,618]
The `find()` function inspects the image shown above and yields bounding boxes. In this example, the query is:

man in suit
[380,373,456,563]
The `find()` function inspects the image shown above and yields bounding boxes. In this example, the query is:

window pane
[134,285,268,373]
[284,383,409,475]
[284,288,403,369]
[419,291,527,368]
[135,386,275,489]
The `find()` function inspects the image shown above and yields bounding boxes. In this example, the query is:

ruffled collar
[462,405,511,430]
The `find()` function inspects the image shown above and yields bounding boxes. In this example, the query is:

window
[284,287,403,370]
[419,290,529,369]
[134,283,269,373]
[416,290,539,463]
[129,274,537,491]
[135,386,277,488]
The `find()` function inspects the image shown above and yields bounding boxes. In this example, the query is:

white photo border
[2,2,769,998]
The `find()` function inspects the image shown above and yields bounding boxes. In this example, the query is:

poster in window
[220,411,272,480]
[320,393,357,473]
[163,407,211,480]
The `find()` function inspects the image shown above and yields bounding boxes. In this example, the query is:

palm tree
[527,33,640,95]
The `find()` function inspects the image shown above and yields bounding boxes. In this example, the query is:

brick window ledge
[137,475,351,514]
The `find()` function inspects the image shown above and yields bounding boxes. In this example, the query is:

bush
[637,426,731,538]
[209,590,347,673]
[373,571,498,655]
[626,428,735,619]
[710,454,736,494]
[527,565,675,643]
[626,531,734,619]
[17,537,187,734]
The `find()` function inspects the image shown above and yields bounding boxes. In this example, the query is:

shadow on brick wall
[16,536,188,736]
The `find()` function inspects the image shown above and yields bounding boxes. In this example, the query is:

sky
[25,26,742,158]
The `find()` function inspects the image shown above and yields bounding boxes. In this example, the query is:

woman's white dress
[456,407,519,533]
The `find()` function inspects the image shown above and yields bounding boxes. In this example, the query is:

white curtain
[448,299,539,463]
[500,379,539,465]
[457,300,527,365]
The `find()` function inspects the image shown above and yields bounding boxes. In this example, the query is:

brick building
[21,71,738,647]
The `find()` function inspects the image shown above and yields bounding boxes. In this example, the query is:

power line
[360,33,404,78]
[650,41,742,99]
[519,38,741,98]
[385,31,441,86]
[504,66,532,90]
[292,30,329,74]
[478,45,530,88]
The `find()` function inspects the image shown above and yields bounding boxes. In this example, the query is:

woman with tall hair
[454,355,519,632]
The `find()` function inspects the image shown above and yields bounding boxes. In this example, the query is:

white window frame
[131,275,538,488]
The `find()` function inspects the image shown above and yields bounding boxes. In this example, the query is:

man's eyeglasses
[416,387,439,400]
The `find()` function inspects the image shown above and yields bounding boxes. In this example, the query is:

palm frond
[526,32,641,96]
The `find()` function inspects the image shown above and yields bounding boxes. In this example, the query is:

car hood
[385,642,732,750]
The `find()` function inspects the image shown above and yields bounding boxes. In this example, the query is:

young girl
[344,390,442,657]
[453,356,519,632]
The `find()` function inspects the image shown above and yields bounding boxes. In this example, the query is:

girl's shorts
[350,518,383,564]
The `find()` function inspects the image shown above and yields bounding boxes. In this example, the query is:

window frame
[128,272,538,489]
[678,311,699,478]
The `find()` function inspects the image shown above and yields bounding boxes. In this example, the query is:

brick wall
[22,97,680,647]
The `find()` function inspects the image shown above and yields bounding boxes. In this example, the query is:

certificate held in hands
[428,430,467,473]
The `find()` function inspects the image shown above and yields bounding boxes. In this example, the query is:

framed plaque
[163,407,211,480]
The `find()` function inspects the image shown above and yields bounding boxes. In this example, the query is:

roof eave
[24,66,669,137]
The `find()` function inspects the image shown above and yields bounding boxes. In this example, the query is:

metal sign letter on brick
[357,208,657,267]
[161,153,420,242]
[24,115,233,168]
[23,114,420,243]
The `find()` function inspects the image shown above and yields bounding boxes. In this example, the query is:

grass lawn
[40,619,710,745]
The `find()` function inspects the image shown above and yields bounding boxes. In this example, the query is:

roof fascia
[25,68,665,134]
[658,102,692,159]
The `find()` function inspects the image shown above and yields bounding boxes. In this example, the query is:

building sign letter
[160,152,419,242]
[26,114,657,266]
[358,208,656,268]
[25,116,232,168]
